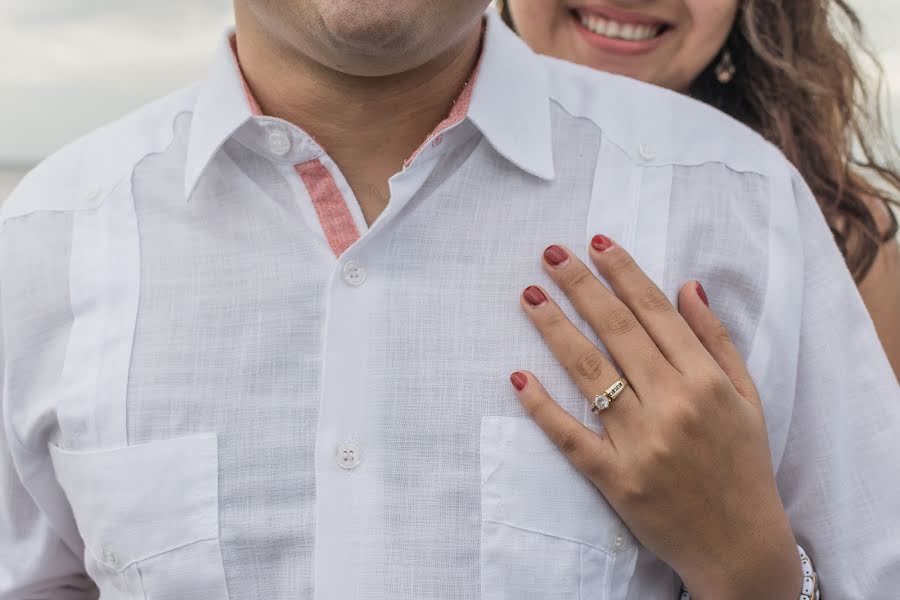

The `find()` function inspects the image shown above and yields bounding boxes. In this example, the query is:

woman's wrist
[679,510,800,600]
[717,543,803,600]
[681,542,815,600]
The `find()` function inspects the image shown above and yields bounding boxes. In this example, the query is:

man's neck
[233,9,483,226]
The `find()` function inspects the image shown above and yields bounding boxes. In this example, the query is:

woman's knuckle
[562,266,593,291]
[617,476,649,505]
[553,428,582,455]
[710,321,734,344]
[584,458,609,483]
[605,252,635,278]
[671,401,703,437]
[694,371,728,399]
[637,285,671,313]
[574,348,607,381]
[600,306,638,336]
[542,311,567,331]
[645,437,673,466]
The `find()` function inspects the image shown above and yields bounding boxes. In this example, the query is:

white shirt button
[268,130,292,155]
[613,532,627,551]
[102,547,120,567]
[342,260,366,286]
[638,143,655,161]
[84,184,103,205]
[336,442,361,469]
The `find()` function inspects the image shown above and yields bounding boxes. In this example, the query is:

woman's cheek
[676,0,738,79]
[684,0,739,53]
[507,1,565,55]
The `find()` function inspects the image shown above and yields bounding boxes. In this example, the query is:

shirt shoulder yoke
[541,55,786,176]
[2,84,199,224]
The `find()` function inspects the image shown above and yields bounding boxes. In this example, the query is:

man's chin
[250,0,486,77]
[318,2,423,58]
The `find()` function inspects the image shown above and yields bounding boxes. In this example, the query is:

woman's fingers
[538,245,673,390]
[677,281,759,402]
[510,370,616,487]
[520,285,643,435]
[584,236,708,374]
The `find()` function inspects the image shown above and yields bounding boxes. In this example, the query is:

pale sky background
[0,0,898,169]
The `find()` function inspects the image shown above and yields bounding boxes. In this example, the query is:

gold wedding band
[591,378,629,414]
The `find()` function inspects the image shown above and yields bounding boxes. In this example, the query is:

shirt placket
[231,39,483,595]
[313,235,372,597]
[308,117,484,596]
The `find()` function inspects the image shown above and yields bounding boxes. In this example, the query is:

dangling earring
[715,49,736,84]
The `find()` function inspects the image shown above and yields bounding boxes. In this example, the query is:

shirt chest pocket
[49,433,229,599]
[480,417,638,600]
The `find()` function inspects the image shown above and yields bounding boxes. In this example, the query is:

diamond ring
[591,378,629,414]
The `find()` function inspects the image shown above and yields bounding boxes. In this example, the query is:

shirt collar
[184,7,555,200]
[467,8,555,181]
[184,32,254,200]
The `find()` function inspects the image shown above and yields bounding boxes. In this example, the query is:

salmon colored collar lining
[184,9,555,201]
[228,31,483,168]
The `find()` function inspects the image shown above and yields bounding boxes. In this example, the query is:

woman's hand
[510,236,804,600]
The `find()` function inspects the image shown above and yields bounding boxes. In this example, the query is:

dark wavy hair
[501,1,900,281]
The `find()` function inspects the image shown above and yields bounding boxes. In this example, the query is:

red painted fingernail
[591,234,614,252]
[543,244,569,266]
[523,285,547,306]
[510,371,528,391]
[696,282,709,307]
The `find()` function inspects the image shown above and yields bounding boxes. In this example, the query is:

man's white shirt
[2,8,898,600]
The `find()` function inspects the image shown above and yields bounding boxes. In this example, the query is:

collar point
[183,171,200,202]
[533,162,556,182]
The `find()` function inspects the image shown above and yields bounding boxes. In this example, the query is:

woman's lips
[571,7,672,56]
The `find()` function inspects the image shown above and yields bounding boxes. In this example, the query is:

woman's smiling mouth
[570,6,673,54]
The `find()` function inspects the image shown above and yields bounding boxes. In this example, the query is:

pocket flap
[481,417,624,550]
[49,433,219,569]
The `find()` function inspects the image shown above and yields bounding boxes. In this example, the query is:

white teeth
[577,12,662,41]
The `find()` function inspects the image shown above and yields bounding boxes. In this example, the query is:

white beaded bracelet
[679,544,819,600]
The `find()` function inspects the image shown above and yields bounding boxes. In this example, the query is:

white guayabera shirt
[2,8,898,600]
